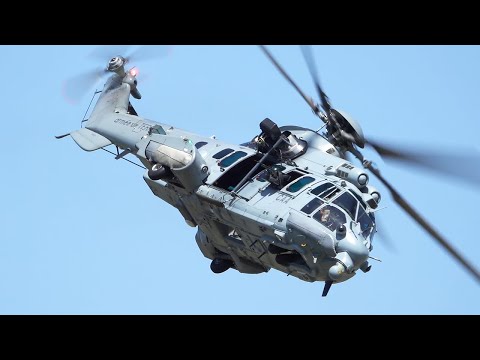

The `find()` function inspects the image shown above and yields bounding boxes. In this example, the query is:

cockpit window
[333,192,358,220]
[323,187,341,201]
[286,176,315,193]
[348,189,367,210]
[311,182,335,196]
[310,182,341,201]
[213,148,234,159]
[357,205,374,238]
[195,141,208,149]
[313,205,347,232]
[301,198,324,215]
[219,151,248,167]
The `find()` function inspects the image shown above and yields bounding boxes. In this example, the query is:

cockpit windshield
[313,205,347,232]
[357,205,375,238]
[301,198,324,214]
[333,192,358,220]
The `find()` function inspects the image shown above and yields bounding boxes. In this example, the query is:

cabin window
[313,205,347,232]
[255,166,285,182]
[213,153,275,191]
[219,151,248,168]
[301,198,324,215]
[333,192,358,220]
[286,176,315,193]
[277,170,304,188]
[255,169,269,182]
[213,148,234,159]
[195,141,208,149]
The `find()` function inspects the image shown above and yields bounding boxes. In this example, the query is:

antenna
[80,89,102,128]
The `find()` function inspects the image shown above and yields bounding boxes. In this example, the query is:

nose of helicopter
[328,229,370,281]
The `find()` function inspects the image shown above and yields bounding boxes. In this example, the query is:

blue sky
[1,45,479,314]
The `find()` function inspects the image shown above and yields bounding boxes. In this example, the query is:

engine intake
[326,162,369,189]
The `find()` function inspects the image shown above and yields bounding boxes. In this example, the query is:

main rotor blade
[89,45,171,66]
[300,46,351,144]
[300,45,332,117]
[367,139,480,188]
[259,45,323,120]
[365,163,480,284]
[374,217,397,253]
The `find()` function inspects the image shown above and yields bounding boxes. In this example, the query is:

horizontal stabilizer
[70,128,112,152]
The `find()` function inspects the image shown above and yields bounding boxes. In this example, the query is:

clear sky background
[1,45,479,314]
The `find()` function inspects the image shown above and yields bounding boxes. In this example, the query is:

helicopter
[57,45,480,297]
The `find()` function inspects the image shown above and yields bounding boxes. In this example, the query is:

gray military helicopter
[57,45,480,297]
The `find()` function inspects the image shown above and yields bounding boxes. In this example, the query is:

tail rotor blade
[126,45,171,63]
[62,67,106,104]
[63,45,171,104]
[88,45,133,61]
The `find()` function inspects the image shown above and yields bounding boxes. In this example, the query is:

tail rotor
[63,45,172,104]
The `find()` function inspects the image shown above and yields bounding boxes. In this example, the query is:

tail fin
[86,75,131,126]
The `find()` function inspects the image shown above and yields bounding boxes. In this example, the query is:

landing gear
[210,258,234,274]
[322,281,333,297]
[148,164,170,181]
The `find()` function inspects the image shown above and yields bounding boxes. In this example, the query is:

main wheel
[210,258,234,274]
[148,164,168,181]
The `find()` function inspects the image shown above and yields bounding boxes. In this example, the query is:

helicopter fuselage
[60,47,480,293]
[70,72,379,287]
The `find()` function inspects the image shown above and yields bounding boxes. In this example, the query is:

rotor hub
[107,56,126,73]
